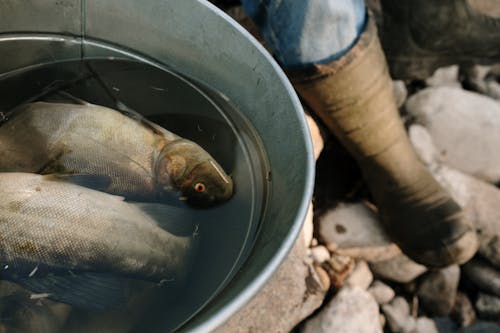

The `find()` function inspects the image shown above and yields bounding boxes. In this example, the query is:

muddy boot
[380,0,500,80]
[288,15,478,267]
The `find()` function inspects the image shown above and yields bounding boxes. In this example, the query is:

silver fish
[0,173,194,288]
[0,102,233,206]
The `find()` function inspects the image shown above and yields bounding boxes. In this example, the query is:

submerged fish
[0,101,233,206]
[0,173,196,308]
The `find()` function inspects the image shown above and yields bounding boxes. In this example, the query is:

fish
[0,287,71,333]
[0,101,233,206]
[0,172,197,309]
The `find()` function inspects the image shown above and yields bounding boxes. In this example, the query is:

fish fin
[15,272,129,311]
[112,99,178,141]
[132,202,198,236]
[45,174,113,192]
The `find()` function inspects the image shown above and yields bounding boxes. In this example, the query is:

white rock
[406,86,500,183]
[434,167,500,268]
[425,65,461,88]
[369,253,427,283]
[309,245,330,264]
[393,80,408,108]
[414,317,439,333]
[408,124,441,167]
[368,280,396,305]
[301,286,382,333]
[410,125,500,267]
[382,297,416,333]
[318,202,400,262]
[346,261,373,290]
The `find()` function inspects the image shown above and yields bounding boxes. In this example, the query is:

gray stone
[382,296,416,333]
[346,260,373,290]
[476,293,500,321]
[301,286,382,333]
[410,126,500,268]
[451,292,477,328]
[425,65,461,88]
[417,265,460,316]
[393,80,408,108]
[318,202,400,262]
[409,124,441,167]
[433,166,500,268]
[215,227,327,333]
[435,318,500,333]
[463,259,500,297]
[368,280,395,305]
[370,253,427,283]
[414,317,439,333]
[321,254,355,289]
[406,86,500,183]
[309,245,330,265]
[462,64,500,100]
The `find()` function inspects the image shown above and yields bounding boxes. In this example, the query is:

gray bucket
[0,1,314,331]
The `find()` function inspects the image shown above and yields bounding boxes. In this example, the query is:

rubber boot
[287,15,478,267]
[380,0,500,79]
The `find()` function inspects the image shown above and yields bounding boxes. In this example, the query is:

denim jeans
[241,0,366,67]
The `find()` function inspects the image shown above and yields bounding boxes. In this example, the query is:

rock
[318,202,400,262]
[393,80,408,108]
[476,293,500,321]
[370,253,427,283]
[368,280,395,305]
[410,126,500,268]
[309,245,330,265]
[381,296,416,333]
[417,265,460,316]
[380,314,386,328]
[463,258,500,297]
[409,124,441,167]
[425,65,461,88]
[435,167,500,267]
[461,64,500,100]
[301,286,382,333]
[321,254,355,289]
[305,112,325,161]
[436,167,500,267]
[406,86,500,183]
[314,265,331,292]
[346,261,373,290]
[215,226,327,333]
[434,318,500,333]
[451,292,477,328]
[414,317,439,333]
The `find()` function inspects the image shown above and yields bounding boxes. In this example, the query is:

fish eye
[194,183,206,193]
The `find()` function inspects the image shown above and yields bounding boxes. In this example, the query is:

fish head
[157,140,233,206]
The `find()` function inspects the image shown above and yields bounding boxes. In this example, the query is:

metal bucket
[0,1,314,331]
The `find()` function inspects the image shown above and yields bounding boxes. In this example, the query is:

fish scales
[0,173,192,281]
[0,102,164,197]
